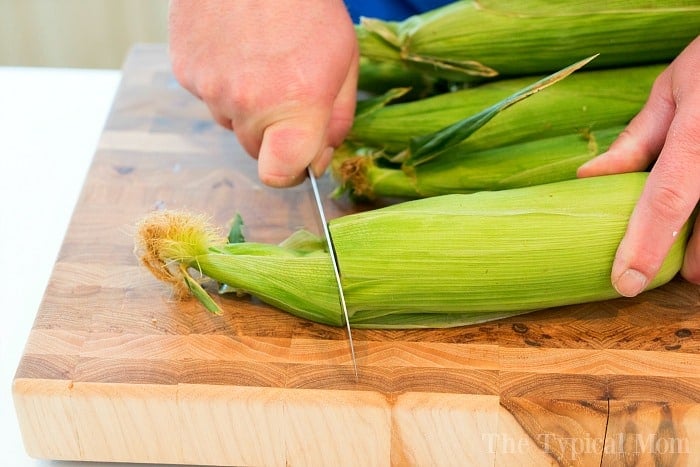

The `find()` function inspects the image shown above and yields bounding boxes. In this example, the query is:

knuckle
[650,183,694,221]
[194,75,226,103]
[228,85,257,113]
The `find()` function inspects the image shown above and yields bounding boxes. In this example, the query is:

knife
[307,167,359,381]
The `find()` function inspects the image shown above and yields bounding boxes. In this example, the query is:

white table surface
[0,67,197,467]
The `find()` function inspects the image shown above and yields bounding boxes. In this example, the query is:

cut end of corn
[135,210,224,298]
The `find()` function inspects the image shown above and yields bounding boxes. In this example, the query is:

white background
[0,67,189,466]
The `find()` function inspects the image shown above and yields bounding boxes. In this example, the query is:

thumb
[257,113,330,187]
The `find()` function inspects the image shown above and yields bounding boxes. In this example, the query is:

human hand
[168,0,359,187]
[577,36,700,296]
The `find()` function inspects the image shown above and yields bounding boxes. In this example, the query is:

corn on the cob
[136,173,690,329]
[348,65,662,155]
[358,0,700,82]
[334,126,622,199]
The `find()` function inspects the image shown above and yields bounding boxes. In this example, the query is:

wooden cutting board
[13,45,700,467]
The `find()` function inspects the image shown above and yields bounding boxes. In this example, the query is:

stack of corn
[335,64,663,199]
[339,0,700,200]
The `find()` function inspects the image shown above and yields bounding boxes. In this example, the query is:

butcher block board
[13,45,700,467]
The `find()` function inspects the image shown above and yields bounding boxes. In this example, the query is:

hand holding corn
[168,0,358,187]
[578,36,700,296]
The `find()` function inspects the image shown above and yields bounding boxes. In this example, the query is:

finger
[310,52,359,177]
[681,216,700,284]
[325,49,359,149]
[577,69,675,178]
[208,104,269,160]
[257,111,330,187]
[309,147,335,178]
[611,106,700,297]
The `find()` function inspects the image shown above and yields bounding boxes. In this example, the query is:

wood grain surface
[13,45,700,467]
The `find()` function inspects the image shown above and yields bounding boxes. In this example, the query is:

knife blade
[307,167,358,381]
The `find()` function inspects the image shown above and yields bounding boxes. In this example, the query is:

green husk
[333,64,662,200]
[404,55,597,166]
[347,64,663,155]
[135,173,690,329]
[358,0,700,83]
[357,57,442,100]
[334,126,623,200]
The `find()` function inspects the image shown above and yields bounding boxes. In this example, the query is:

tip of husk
[134,209,224,298]
[338,156,376,200]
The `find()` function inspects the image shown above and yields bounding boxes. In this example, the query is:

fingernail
[260,172,304,188]
[322,146,334,163]
[577,151,609,175]
[577,157,597,172]
[613,268,648,297]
